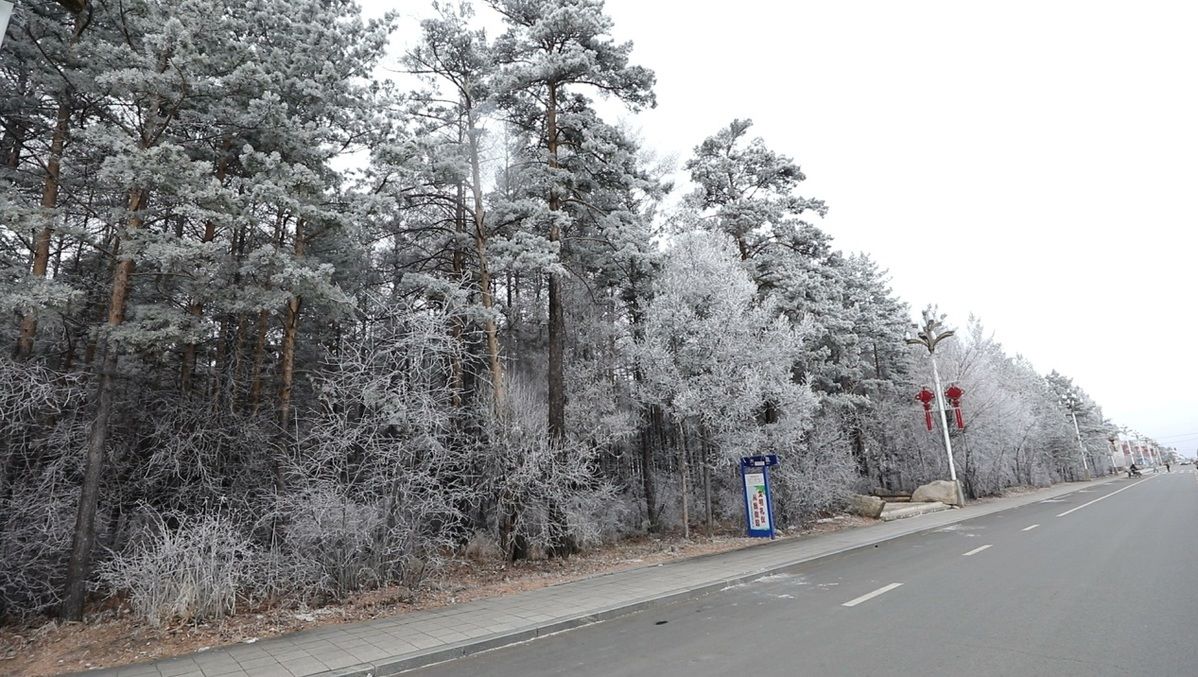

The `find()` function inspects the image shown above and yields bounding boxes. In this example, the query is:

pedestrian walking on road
[1165,462,1170,472]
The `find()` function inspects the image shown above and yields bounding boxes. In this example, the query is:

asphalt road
[409,470,1198,677]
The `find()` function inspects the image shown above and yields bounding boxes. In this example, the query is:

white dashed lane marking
[842,583,903,608]
[1057,477,1154,517]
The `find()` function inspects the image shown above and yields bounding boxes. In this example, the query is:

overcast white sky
[361,0,1198,452]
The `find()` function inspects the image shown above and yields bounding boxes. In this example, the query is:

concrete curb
[312,475,1121,676]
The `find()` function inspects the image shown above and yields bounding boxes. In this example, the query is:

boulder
[846,494,886,519]
[881,501,952,521]
[911,480,963,507]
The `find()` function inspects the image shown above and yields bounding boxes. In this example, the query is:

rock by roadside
[880,501,953,521]
[847,494,886,519]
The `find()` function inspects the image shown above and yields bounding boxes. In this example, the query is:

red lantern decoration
[945,384,965,429]
[915,387,935,431]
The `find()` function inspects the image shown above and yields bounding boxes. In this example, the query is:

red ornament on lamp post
[915,388,935,431]
[944,384,965,429]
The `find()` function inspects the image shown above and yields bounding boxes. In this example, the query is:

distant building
[1114,435,1162,469]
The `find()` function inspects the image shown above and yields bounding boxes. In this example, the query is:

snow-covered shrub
[564,483,634,548]
[263,484,451,603]
[0,480,76,619]
[96,509,257,627]
[471,376,620,556]
[272,309,466,601]
[0,359,84,618]
[769,419,859,526]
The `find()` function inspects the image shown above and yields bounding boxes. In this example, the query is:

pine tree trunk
[210,316,231,411]
[639,414,657,531]
[180,141,231,395]
[701,424,713,536]
[2,72,26,169]
[678,420,689,539]
[543,83,578,557]
[251,214,283,414]
[275,219,304,492]
[15,100,71,358]
[466,106,504,410]
[16,10,87,358]
[450,182,466,408]
[546,82,565,440]
[62,186,147,621]
[63,348,116,619]
[55,0,88,14]
[249,309,269,413]
[703,459,713,537]
[229,314,248,409]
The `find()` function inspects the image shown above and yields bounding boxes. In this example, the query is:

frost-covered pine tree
[54,0,393,620]
[404,1,508,408]
[487,0,655,441]
[2,0,95,358]
[60,0,220,620]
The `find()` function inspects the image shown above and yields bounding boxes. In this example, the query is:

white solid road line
[842,583,903,607]
[1057,476,1156,518]
[1022,524,1039,531]
[962,544,993,557]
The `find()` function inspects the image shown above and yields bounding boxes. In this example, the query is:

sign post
[740,454,779,539]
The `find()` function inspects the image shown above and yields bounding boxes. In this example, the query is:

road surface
[410,470,1198,677]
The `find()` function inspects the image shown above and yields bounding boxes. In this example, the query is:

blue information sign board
[740,455,779,538]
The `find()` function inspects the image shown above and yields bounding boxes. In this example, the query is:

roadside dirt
[0,516,874,676]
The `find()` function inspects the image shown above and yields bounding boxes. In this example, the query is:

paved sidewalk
[85,476,1119,677]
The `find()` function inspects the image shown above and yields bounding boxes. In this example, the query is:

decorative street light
[905,306,960,490]
[1059,391,1092,480]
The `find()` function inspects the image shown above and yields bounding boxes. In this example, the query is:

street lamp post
[906,307,961,496]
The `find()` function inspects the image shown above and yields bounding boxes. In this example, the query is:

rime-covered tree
[2,1,96,359]
[488,0,655,440]
[684,118,827,262]
[637,230,815,535]
[404,2,507,408]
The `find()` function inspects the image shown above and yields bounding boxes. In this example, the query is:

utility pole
[1068,408,1091,479]
[1058,391,1091,480]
